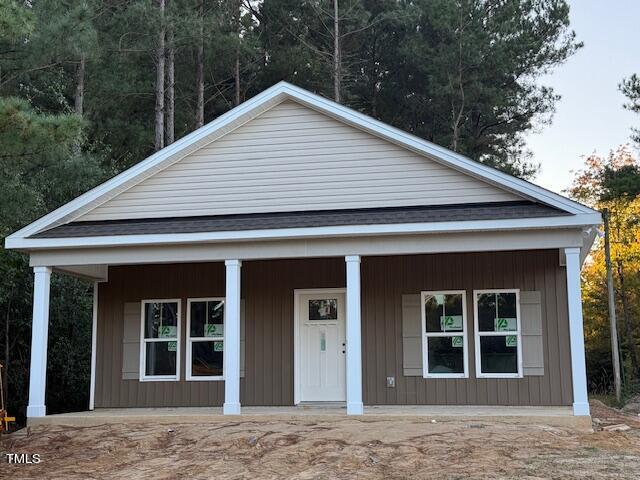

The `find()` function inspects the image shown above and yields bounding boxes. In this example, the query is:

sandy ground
[1,402,639,479]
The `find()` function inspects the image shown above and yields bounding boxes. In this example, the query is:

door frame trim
[293,288,347,405]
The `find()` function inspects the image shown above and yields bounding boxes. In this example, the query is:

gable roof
[77,100,522,221]
[6,81,599,250]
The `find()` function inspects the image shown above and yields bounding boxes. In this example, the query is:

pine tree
[621,74,640,147]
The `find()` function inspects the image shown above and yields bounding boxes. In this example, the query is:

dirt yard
[1,402,639,479]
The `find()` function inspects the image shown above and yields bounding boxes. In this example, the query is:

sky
[526,0,640,194]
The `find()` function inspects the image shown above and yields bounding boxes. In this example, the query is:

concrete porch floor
[29,405,592,431]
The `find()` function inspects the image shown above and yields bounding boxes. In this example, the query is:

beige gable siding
[80,101,521,221]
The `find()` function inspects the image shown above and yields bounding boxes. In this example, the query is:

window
[421,291,468,378]
[474,289,522,378]
[187,298,225,380]
[140,300,181,381]
[308,299,338,320]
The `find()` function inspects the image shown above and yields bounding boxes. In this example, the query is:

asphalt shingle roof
[31,201,568,239]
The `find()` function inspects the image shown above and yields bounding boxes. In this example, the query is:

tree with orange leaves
[568,146,640,394]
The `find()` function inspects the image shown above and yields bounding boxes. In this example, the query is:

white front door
[297,290,346,402]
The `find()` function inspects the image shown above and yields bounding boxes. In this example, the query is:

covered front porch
[24,235,592,420]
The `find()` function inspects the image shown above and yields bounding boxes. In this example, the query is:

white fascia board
[5,213,602,251]
[6,81,596,242]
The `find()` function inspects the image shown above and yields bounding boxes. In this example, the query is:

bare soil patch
[1,404,639,479]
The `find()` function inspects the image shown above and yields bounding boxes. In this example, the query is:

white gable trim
[6,81,596,246]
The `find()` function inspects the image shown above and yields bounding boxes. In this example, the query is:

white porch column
[89,282,98,411]
[565,247,590,416]
[345,255,364,415]
[224,260,242,415]
[27,266,52,418]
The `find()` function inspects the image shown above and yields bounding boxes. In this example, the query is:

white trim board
[5,81,598,247]
[28,228,586,268]
[7,213,601,251]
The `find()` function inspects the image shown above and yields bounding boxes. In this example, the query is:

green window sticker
[167,341,177,352]
[494,318,517,332]
[159,325,177,338]
[440,315,463,332]
[205,323,223,337]
[505,335,517,347]
[451,336,463,348]
[213,341,224,352]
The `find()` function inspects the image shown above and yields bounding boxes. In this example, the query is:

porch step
[297,402,346,410]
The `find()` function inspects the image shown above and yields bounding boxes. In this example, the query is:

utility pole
[154,0,166,151]
[333,0,341,103]
[603,208,622,402]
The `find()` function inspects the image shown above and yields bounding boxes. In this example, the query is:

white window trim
[139,299,182,382]
[420,290,469,379]
[186,297,225,381]
[473,289,523,379]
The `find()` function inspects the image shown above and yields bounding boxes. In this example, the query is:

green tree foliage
[620,73,640,147]
[0,0,33,39]
[0,3,107,424]
[0,97,104,424]
[0,97,107,423]
[255,0,580,177]
[0,0,581,422]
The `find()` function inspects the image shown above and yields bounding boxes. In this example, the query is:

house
[5,82,601,421]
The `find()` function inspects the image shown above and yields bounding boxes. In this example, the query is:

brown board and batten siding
[94,258,345,408]
[94,250,572,408]
[362,250,572,406]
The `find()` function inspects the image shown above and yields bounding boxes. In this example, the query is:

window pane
[424,294,444,332]
[145,302,178,339]
[445,293,463,316]
[444,293,463,331]
[162,302,178,326]
[191,341,224,377]
[477,293,496,332]
[207,300,224,334]
[427,336,464,374]
[145,341,177,376]
[480,336,518,374]
[190,301,207,337]
[191,301,224,338]
[425,294,464,332]
[496,293,517,331]
[309,299,337,320]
